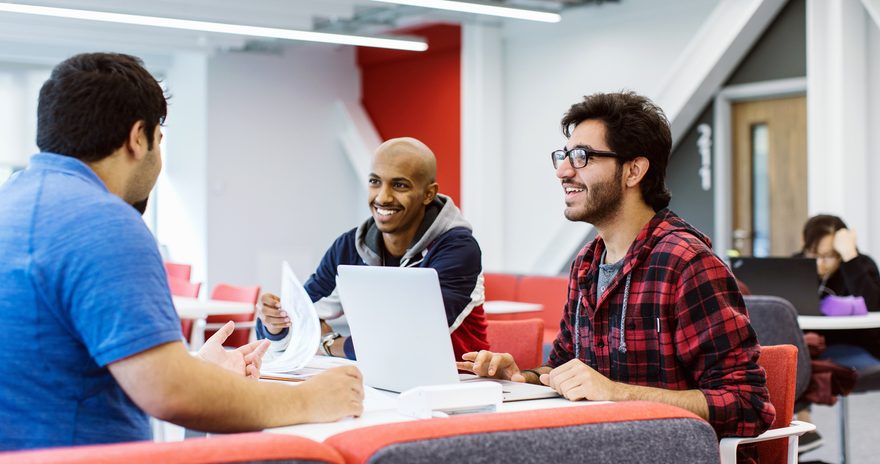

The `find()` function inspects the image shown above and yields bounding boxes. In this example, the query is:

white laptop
[336,265,559,401]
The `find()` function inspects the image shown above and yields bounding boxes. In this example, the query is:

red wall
[358,24,461,205]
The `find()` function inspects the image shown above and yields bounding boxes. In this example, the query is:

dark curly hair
[37,53,168,162]
[561,91,672,211]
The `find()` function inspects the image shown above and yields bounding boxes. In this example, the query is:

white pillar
[157,52,209,286]
[807,0,871,252]
[866,0,880,257]
[461,23,505,271]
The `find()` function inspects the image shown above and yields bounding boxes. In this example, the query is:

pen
[260,375,305,383]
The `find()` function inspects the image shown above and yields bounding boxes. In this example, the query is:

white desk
[265,390,608,442]
[172,297,254,349]
[483,300,543,315]
[798,313,880,330]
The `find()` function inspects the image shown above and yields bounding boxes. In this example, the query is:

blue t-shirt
[0,153,182,450]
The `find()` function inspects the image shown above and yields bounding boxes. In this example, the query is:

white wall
[495,0,719,272]
[461,23,505,271]
[867,13,880,255]
[807,0,880,256]
[157,53,209,284]
[204,46,364,293]
[0,66,48,167]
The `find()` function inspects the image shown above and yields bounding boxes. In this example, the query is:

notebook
[335,265,559,401]
[729,257,821,316]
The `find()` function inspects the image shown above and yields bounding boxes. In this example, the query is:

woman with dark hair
[798,214,880,368]
[800,214,880,310]
[796,215,880,452]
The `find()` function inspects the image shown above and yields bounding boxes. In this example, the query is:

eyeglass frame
[551,146,629,170]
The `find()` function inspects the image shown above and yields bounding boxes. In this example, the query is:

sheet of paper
[262,261,321,374]
[264,356,356,380]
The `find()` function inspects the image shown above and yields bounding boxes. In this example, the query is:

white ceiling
[0,0,596,66]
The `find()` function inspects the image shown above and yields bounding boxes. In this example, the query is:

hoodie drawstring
[617,273,632,354]
[573,272,632,359]
[574,298,582,360]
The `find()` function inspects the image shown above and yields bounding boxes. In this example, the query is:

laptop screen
[336,265,460,392]
[729,257,821,316]
[335,265,560,401]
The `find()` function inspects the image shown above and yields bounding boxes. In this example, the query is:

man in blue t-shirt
[0,53,363,451]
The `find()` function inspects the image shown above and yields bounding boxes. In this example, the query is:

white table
[797,313,880,330]
[797,312,880,464]
[172,296,255,349]
[265,390,608,442]
[483,300,543,315]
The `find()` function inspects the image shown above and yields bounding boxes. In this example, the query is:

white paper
[265,356,357,380]
[262,261,321,374]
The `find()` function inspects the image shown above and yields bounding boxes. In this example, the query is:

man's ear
[125,120,149,161]
[624,157,650,188]
[423,182,439,205]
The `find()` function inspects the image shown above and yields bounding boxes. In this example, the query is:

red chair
[486,318,544,369]
[483,273,519,301]
[719,344,815,464]
[325,401,719,464]
[515,275,569,344]
[0,432,343,464]
[204,283,260,348]
[168,277,201,341]
[163,262,192,281]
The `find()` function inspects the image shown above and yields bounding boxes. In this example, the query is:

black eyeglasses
[551,147,621,169]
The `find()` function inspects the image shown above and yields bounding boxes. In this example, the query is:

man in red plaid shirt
[459,91,774,440]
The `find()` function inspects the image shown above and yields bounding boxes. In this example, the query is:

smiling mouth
[374,206,401,217]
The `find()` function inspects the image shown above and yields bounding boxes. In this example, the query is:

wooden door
[731,96,807,256]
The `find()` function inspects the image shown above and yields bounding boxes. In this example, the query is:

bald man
[256,137,490,361]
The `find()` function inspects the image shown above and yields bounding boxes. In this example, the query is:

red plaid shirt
[548,209,775,438]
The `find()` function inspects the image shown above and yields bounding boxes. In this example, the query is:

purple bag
[820,295,869,316]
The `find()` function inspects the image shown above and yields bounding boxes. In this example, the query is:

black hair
[561,91,672,211]
[802,214,848,252]
[37,52,167,162]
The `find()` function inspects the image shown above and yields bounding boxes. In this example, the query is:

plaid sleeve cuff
[701,386,775,437]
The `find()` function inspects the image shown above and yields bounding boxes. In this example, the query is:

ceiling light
[371,0,561,23]
[0,3,428,51]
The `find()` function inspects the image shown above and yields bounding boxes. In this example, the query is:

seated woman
[793,215,880,453]
[798,214,880,369]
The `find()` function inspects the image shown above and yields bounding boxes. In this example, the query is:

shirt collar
[27,152,110,193]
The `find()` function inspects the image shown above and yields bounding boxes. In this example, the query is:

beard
[563,166,624,225]
[131,196,149,216]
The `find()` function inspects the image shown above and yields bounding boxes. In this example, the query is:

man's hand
[197,321,270,379]
[456,350,526,382]
[833,228,859,262]
[297,366,364,422]
[258,293,290,335]
[541,359,619,401]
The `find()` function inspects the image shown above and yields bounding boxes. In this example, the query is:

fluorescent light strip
[372,0,561,23]
[0,3,428,51]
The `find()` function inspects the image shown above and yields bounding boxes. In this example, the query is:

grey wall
[667,105,714,236]
[665,0,806,244]
[726,0,806,86]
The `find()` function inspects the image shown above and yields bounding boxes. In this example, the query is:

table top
[264,390,607,441]
[798,312,880,330]
[172,296,254,319]
[483,300,543,315]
